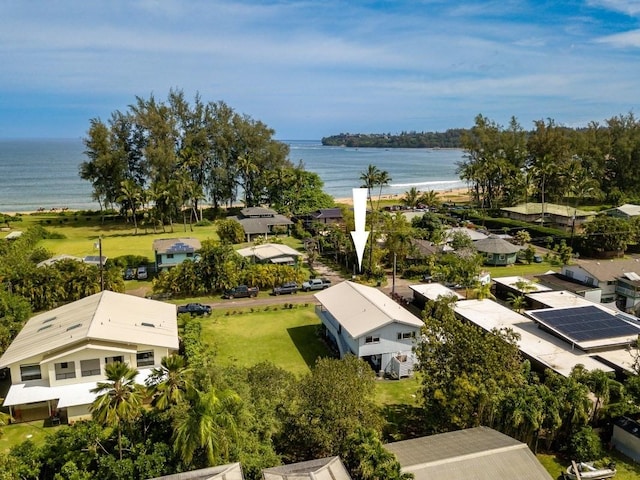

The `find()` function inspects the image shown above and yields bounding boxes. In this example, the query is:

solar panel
[167,242,195,254]
[531,305,640,343]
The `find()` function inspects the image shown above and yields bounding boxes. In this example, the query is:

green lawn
[0,421,60,453]
[200,304,331,376]
[537,451,640,480]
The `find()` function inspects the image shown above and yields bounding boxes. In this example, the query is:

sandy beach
[334,187,470,205]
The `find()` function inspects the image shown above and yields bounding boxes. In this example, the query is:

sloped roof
[153,237,201,254]
[0,291,178,367]
[567,258,640,283]
[37,254,83,268]
[501,203,594,218]
[312,208,343,219]
[263,456,351,480]
[240,207,278,217]
[445,227,488,242]
[236,243,301,260]
[230,215,294,235]
[385,427,552,480]
[148,462,244,480]
[474,235,521,254]
[314,281,423,338]
[609,203,640,217]
[410,239,440,257]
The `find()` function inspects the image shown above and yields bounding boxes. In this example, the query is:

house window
[136,351,154,367]
[55,361,76,380]
[81,359,101,377]
[20,364,42,381]
[565,270,574,278]
[105,355,124,365]
[365,335,380,344]
[166,253,174,259]
[397,332,414,340]
[499,254,506,260]
[186,252,193,257]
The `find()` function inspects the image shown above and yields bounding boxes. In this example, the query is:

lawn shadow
[380,403,429,441]
[286,324,332,370]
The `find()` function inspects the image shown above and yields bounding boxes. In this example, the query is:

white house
[235,243,302,265]
[0,291,178,424]
[562,257,640,307]
[314,281,423,378]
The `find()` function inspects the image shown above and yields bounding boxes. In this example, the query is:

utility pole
[95,237,104,291]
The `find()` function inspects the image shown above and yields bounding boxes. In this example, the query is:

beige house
[0,291,178,424]
[236,243,302,265]
[501,203,594,232]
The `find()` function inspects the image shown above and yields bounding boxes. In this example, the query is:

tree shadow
[380,403,429,441]
[286,324,333,370]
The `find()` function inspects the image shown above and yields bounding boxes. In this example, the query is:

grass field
[200,304,331,376]
[0,421,60,453]
[537,451,640,480]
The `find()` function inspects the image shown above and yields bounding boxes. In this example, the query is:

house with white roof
[604,203,640,219]
[0,290,178,424]
[236,243,302,265]
[453,298,614,377]
[314,281,423,378]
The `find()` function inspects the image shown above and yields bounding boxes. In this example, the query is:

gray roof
[153,237,201,254]
[445,227,488,242]
[240,207,278,217]
[385,427,552,480]
[566,257,640,283]
[263,456,351,480]
[312,208,343,219]
[315,281,423,338]
[607,203,640,217]
[0,290,179,368]
[148,463,244,480]
[230,215,293,236]
[474,235,521,254]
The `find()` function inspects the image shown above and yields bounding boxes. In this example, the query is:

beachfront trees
[81,90,300,221]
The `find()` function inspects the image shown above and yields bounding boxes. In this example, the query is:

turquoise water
[0,138,465,212]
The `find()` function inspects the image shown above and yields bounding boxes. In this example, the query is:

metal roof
[263,456,351,480]
[153,237,201,254]
[454,299,613,376]
[409,283,464,301]
[474,235,521,254]
[148,463,244,480]
[315,281,423,338]
[0,291,178,368]
[492,276,552,293]
[501,203,594,218]
[236,243,301,261]
[385,427,552,480]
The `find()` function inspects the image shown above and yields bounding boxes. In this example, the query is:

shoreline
[1,187,470,216]
[334,187,470,205]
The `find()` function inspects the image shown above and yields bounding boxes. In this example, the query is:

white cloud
[587,0,640,15]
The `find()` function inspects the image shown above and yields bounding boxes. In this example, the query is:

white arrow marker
[350,187,370,272]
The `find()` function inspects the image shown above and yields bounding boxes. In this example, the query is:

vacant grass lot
[200,304,331,376]
[537,451,640,480]
[0,421,61,453]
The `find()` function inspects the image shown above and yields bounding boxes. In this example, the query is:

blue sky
[2,0,640,140]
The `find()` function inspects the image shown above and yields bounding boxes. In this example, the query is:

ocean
[0,138,466,212]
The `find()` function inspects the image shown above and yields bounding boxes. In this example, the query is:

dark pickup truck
[272,282,299,295]
[223,285,259,299]
[177,303,212,316]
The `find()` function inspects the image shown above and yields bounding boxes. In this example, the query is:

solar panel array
[531,305,640,343]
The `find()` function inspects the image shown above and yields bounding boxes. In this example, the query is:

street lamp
[94,237,104,291]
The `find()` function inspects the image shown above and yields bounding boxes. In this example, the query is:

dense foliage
[80,90,333,229]
[321,130,466,148]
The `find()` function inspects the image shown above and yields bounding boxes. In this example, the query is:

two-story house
[314,281,423,378]
[229,207,294,242]
[0,291,178,424]
[562,257,640,307]
[153,237,201,272]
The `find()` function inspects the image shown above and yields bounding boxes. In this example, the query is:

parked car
[223,285,259,299]
[301,278,331,292]
[136,266,148,280]
[272,282,299,295]
[177,303,212,316]
[123,268,136,280]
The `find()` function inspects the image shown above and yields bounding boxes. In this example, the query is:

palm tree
[418,189,441,209]
[359,164,381,212]
[90,361,143,460]
[359,165,391,273]
[146,354,191,411]
[402,187,420,208]
[173,388,241,467]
